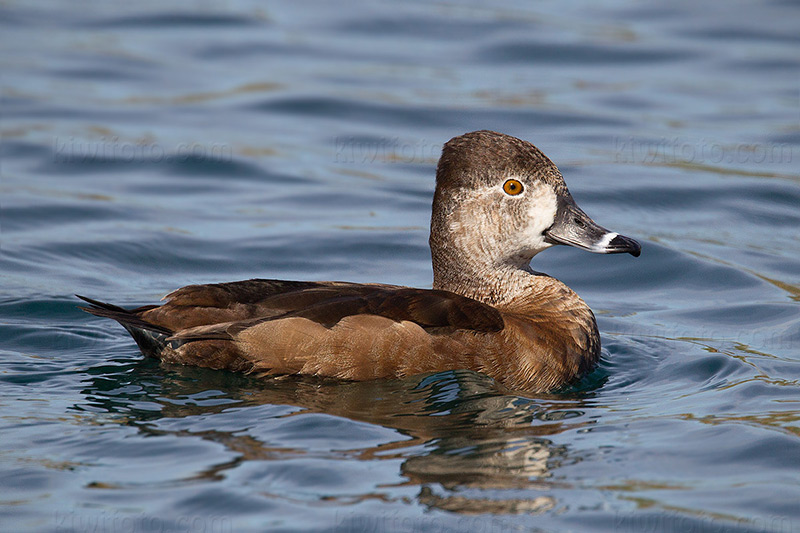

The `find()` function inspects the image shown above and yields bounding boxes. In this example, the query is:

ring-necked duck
[79,130,640,392]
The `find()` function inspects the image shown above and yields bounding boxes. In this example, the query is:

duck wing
[156,279,503,340]
[79,279,505,379]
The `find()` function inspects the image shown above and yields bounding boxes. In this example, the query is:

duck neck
[431,242,537,306]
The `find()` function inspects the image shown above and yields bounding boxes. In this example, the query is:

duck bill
[544,196,641,257]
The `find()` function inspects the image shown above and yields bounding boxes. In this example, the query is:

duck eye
[503,179,524,196]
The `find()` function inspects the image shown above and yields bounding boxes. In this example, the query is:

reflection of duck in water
[80,364,591,515]
[79,130,639,392]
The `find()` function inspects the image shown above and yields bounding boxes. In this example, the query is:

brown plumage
[79,130,640,392]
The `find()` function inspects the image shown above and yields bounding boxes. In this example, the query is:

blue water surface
[2,1,800,532]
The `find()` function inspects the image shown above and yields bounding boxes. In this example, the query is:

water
[2,0,799,531]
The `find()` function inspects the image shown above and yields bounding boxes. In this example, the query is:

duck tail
[76,295,172,358]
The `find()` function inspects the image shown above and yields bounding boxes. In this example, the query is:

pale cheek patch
[591,231,618,252]
[503,184,558,259]
[524,185,558,236]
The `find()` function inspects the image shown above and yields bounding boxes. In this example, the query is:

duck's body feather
[79,275,598,392]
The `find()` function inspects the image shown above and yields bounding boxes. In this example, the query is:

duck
[79,130,640,392]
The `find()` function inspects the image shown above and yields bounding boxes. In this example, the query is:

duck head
[430,130,640,288]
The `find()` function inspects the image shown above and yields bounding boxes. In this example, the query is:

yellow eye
[503,179,524,196]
